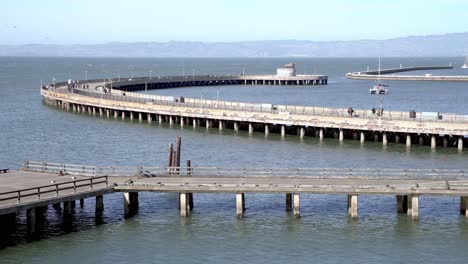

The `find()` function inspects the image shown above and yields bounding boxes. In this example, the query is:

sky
[2,0,468,45]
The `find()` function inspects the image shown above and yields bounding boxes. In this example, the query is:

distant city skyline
[2,0,468,45]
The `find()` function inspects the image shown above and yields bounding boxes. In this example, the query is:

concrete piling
[121,111,125,120]
[219,121,223,131]
[319,128,324,140]
[406,134,411,148]
[281,125,286,138]
[123,192,139,218]
[300,127,305,139]
[339,129,344,142]
[193,119,197,128]
[234,122,239,133]
[431,135,436,150]
[80,198,84,207]
[147,113,152,123]
[249,123,253,134]
[459,137,464,151]
[347,194,358,218]
[360,131,365,143]
[407,194,419,220]
[382,133,388,146]
[293,193,300,218]
[169,116,173,126]
[265,125,269,136]
[236,193,245,219]
[179,193,189,217]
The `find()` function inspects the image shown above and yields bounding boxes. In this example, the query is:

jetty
[41,75,467,150]
[346,65,468,81]
[1,160,468,237]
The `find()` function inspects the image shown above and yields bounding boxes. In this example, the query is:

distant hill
[1,32,468,57]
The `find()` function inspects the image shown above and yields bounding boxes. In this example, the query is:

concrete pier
[459,137,464,151]
[234,122,239,133]
[360,131,365,144]
[347,194,358,218]
[248,123,253,135]
[382,133,388,146]
[319,128,324,140]
[431,135,436,150]
[406,134,412,148]
[293,193,300,218]
[281,125,286,138]
[265,125,269,136]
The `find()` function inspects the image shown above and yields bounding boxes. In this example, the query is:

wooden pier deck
[1,161,467,223]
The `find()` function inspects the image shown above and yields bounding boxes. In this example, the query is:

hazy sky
[2,0,468,45]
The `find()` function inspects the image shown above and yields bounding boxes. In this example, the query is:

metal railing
[0,176,108,205]
[21,161,467,180]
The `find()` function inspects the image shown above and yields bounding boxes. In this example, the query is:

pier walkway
[1,161,467,225]
[41,76,468,150]
[346,65,468,81]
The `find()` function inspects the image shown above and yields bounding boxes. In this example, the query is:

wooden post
[168,143,174,171]
[285,193,292,211]
[396,195,408,213]
[95,195,104,219]
[175,136,182,173]
[460,196,468,217]
[26,208,36,234]
[187,160,193,211]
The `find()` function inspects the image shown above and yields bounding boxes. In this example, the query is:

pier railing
[22,161,467,180]
[0,176,108,205]
[47,86,468,123]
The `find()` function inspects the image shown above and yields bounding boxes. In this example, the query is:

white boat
[462,57,468,69]
[370,83,389,94]
[370,57,389,94]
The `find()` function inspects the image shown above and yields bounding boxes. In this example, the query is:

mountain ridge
[1,32,468,57]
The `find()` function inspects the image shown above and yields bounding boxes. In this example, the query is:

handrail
[21,161,467,180]
[0,176,108,204]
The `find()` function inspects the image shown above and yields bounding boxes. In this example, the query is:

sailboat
[369,57,389,94]
[462,57,468,69]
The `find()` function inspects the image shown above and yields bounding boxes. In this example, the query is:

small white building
[277,63,296,77]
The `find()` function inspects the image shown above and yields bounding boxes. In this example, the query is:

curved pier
[346,65,468,81]
[41,76,468,150]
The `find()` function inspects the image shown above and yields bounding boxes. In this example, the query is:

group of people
[371,107,384,116]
